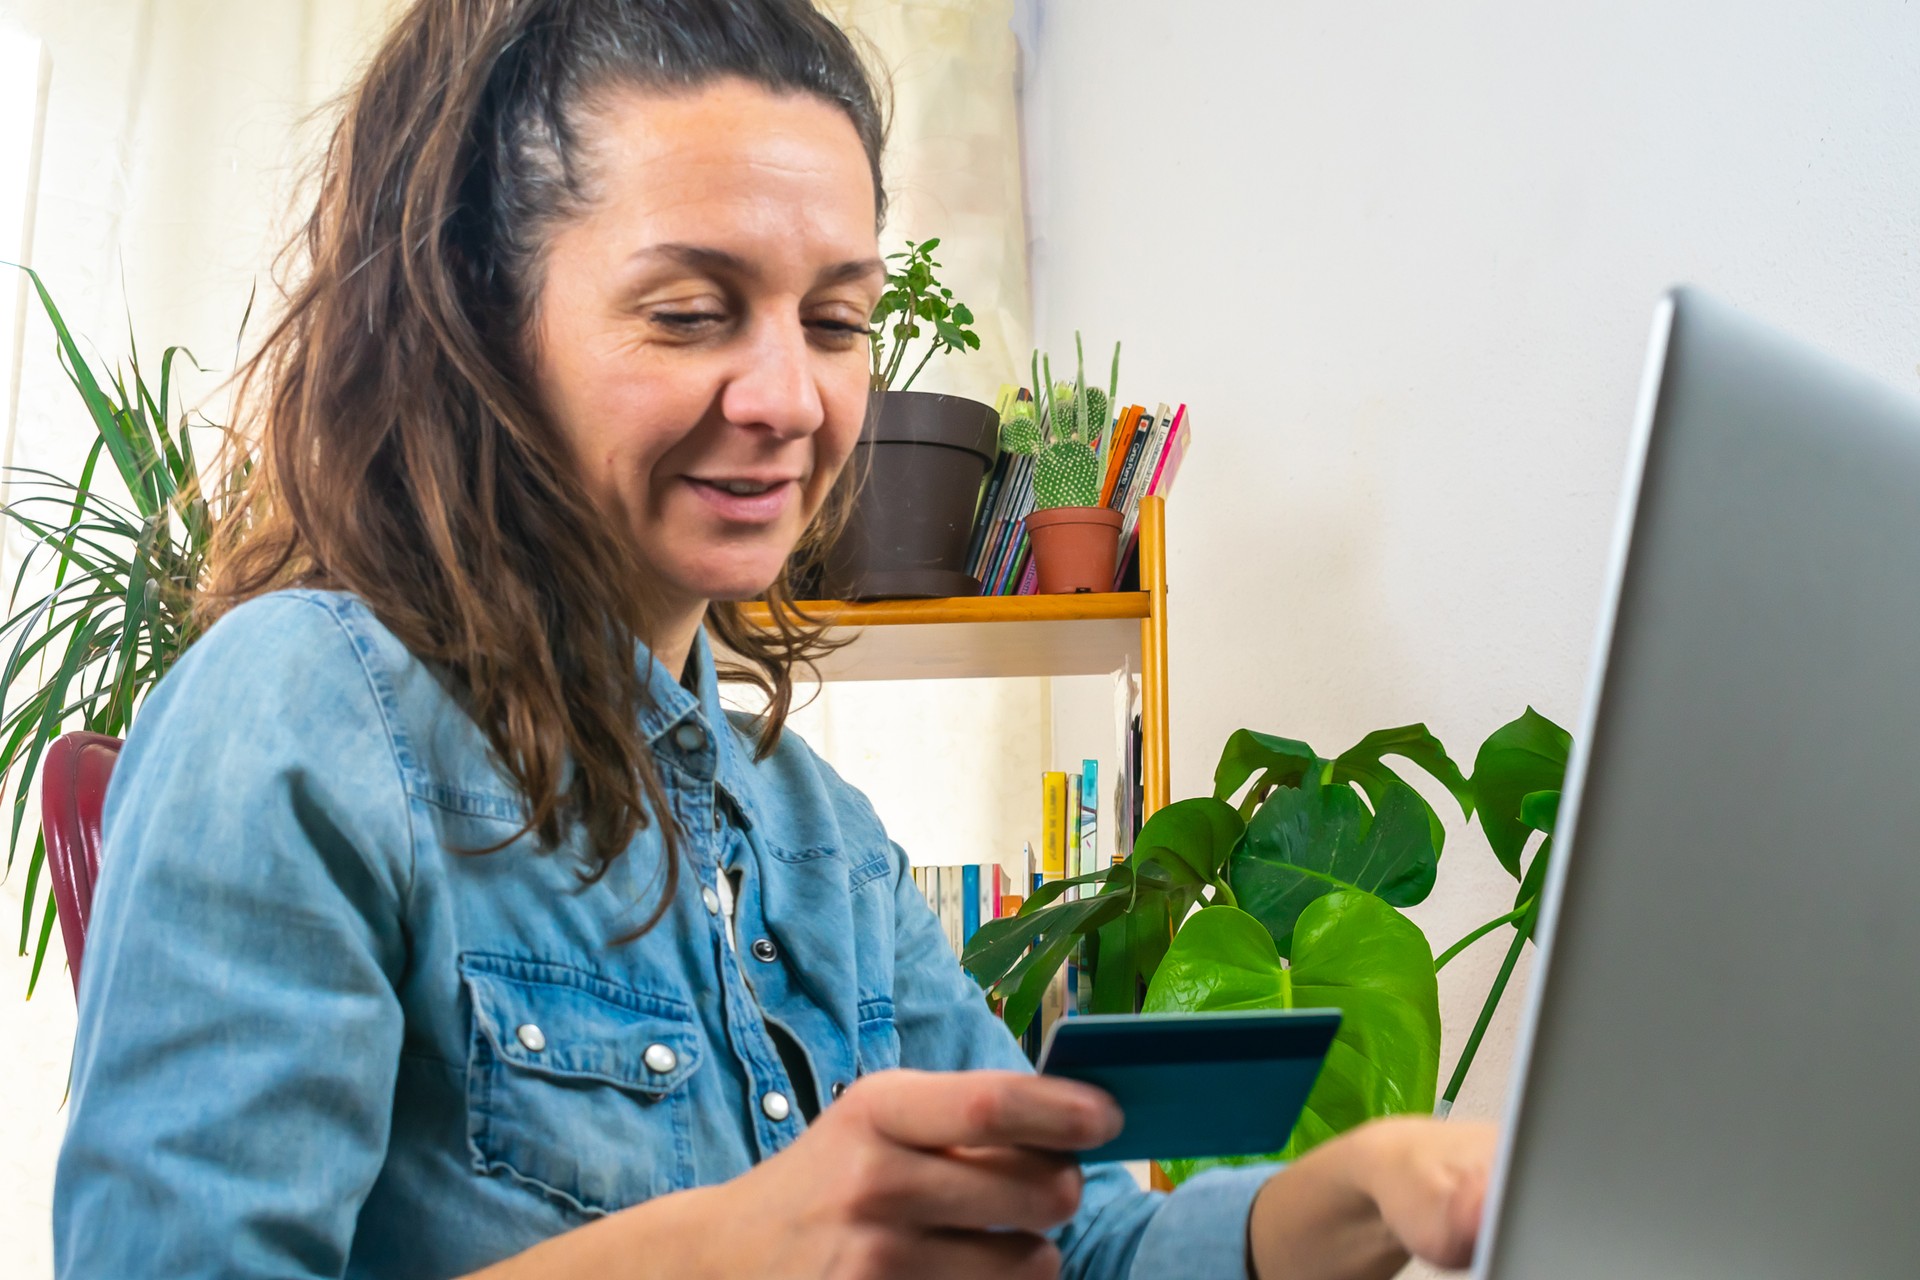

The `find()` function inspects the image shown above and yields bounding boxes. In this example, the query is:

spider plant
[2,269,247,995]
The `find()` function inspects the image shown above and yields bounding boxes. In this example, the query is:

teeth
[717,480,774,495]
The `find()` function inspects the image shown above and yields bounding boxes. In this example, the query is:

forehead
[572,78,878,263]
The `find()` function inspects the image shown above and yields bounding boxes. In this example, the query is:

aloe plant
[1,270,245,995]
[1003,335,1120,510]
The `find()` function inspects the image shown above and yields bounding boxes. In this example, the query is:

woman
[53,1,1493,1276]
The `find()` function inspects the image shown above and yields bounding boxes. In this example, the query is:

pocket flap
[460,954,702,1095]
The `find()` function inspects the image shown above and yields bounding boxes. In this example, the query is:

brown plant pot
[1024,505,1123,594]
[822,390,1001,600]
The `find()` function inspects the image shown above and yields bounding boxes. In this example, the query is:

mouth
[683,474,800,523]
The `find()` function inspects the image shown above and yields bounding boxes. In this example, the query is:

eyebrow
[637,243,885,287]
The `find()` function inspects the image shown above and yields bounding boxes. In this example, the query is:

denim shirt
[54,590,1270,1278]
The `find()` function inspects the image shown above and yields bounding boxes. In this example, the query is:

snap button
[515,1023,546,1053]
[673,722,707,753]
[761,1090,792,1122]
[701,885,721,915]
[750,937,778,963]
[643,1042,679,1074]
[831,1081,847,1100]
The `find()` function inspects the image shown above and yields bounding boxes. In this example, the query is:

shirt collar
[636,627,765,831]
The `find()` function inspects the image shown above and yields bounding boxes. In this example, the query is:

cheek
[815,382,872,481]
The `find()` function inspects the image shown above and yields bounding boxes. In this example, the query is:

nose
[721,313,827,441]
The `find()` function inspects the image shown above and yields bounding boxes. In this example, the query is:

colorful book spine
[964,450,1011,573]
[1041,771,1068,878]
[1065,774,1083,881]
[1099,405,1144,507]
[1106,408,1156,511]
[1115,402,1173,521]
[962,864,980,944]
[1079,762,1099,874]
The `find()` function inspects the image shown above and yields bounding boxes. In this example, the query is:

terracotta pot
[1024,505,1123,594]
[822,390,1000,600]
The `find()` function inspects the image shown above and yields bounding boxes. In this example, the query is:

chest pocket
[460,953,702,1217]
[856,995,901,1073]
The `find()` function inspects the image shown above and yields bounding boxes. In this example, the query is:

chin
[680,560,793,604]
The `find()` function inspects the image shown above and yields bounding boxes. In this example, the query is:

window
[0,28,50,471]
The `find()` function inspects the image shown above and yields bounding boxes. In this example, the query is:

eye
[807,313,873,349]
[652,310,727,332]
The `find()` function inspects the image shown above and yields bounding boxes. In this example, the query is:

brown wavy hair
[201,0,887,935]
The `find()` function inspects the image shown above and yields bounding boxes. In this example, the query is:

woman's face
[530,78,881,615]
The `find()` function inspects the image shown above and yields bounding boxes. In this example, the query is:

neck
[652,601,708,686]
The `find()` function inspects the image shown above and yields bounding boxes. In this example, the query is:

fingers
[852,1069,1122,1154]
[1366,1117,1498,1268]
[850,1143,1085,1234]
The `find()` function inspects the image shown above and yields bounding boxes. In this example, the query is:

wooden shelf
[738,592,1149,681]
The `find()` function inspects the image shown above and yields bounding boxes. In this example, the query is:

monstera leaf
[1470,707,1572,877]
[962,798,1244,1033]
[1144,896,1440,1183]
[1228,770,1438,959]
[1213,724,1471,855]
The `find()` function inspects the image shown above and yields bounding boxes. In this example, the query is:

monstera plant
[962,709,1573,1182]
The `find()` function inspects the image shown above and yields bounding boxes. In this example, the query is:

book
[1042,771,1068,879]
[1015,556,1039,596]
[1115,402,1173,523]
[1078,762,1099,875]
[1065,773,1083,882]
[963,449,1012,574]
[1099,405,1144,507]
[940,867,962,957]
[962,864,980,944]
[1114,406,1190,587]
[1106,408,1157,512]
[1145,405,1189,498]
[911,861,1020,962]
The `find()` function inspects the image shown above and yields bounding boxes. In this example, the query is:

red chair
[42,731,122,996]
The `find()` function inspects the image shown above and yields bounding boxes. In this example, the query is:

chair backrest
[43,731,123,996]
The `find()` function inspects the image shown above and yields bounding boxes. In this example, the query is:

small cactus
[1078,386,1110,443]
[1006,333,1122,510]
[1035,439,1104,508]
[1002,413,1041,456]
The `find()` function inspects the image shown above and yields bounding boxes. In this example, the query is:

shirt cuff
[1128,1164,1279,1279]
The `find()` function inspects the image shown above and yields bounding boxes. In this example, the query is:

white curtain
[0,5,411,1273]
[0,4,1036,1274]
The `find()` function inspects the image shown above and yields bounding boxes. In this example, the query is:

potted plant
[1002,337,1122,594]
[962,708,1573,1181]
[1,270,237,994]
[820,238,998,600]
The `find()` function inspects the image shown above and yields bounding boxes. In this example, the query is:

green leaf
[1129,797,1244,887]
[1519,789,1560,833]
[1145,896,1440,1181]
[1470,709,1573,877]
[1332,724,1474,853]
[1228,770,1438,958]
[1212,729,1320,810]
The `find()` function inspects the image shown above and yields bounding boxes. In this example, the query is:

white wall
[1020,0,1920,1260]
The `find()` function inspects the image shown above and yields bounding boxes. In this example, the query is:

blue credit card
[1036,1009,1341,1163]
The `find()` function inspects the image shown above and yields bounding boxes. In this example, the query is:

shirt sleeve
[54,594,414,1280]
[884,839,1272,1280]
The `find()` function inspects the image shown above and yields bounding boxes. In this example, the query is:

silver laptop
[1477,288,1920,1278]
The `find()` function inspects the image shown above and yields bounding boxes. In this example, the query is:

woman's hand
[1248,1116,1498,1280]
[709,1068,1122,1279]
[464,1069,1119,1280]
